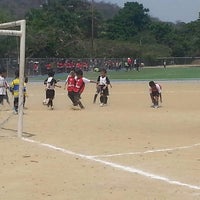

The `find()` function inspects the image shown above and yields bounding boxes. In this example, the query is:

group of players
[0,67,162,113]
[42,68,162,110]
[43,68,112,110]
[0,68,28,114]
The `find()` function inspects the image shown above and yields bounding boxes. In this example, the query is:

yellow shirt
[10,78,20,97]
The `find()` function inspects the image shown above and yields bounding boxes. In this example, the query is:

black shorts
[0,95,5,104]
[73,92,81,101]
[152,91,159,97]
[99,85,109,96]
[46,89,55,99]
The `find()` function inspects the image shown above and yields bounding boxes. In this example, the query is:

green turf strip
[28,66,200,81]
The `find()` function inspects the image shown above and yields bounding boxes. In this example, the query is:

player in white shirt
[149,81,162,108]
[93,68,112,106]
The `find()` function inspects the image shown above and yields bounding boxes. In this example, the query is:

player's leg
[78,100,84,109]
[68,91,75,105]
[154,96,159,106]
[93,86,100,103]
[152,94,159,108]
[5,91,10,104]
[0,95,4,105]
[72,93,82,110]
[47,90,54,109]
[14,97,19,113]
[103,87,109,105]
[104,96,108,104]
[93,93,98,103]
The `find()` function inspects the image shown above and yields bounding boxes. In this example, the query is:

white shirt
[0,75,6,95]
[99,76,107,85]
[46,77,56,90]
[72,76,91,83]
[149,83,162,94]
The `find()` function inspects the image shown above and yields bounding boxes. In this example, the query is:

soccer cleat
[13,110,18,115]
[71,106,81,110]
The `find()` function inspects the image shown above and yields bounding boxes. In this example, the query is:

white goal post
[0,20,26,137]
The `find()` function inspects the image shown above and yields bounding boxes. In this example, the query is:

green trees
[0,0,200,59]
[105,2,150,40]
[26,0,105,57]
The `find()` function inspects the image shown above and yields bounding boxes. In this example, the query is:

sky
[96,0,200,23]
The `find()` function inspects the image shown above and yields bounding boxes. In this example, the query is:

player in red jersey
[72,69,96,110]
[64,70,76,106]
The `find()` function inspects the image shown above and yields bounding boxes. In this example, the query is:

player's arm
[9,80,15,95]
[90,80,96,84]
[83,77,96,84]
[149,88,154,103]
[64,80,68,89]
[44,78,47,85]
[150,93,154,103]
[159,93,162,103]
[156,85,162,103]
[106,77,112,88]
[54,79,61,88]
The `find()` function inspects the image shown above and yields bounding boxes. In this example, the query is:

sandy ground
[0,81,200,200]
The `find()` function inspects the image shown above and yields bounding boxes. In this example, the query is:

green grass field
[29,66,200,82]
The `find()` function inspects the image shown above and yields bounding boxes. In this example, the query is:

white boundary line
[22,137,200,191]
[90,143,200,158]
[0,112,13,128]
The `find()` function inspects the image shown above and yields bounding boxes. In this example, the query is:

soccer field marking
[22,137,200,191]
[0,112,13,128]
[89,143,200,158]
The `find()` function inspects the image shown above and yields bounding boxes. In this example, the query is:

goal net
[0,20,26,137]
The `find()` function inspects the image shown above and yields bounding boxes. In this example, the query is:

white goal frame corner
[0,20,26,137]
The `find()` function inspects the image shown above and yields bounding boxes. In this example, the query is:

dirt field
[1,81,200,200]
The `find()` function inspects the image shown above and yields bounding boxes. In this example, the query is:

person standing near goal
[149,81,162,108]
[10,70,20,114]
[10,70,29,114]
[0,68,8,106]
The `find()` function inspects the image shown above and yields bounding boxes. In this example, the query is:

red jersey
[33,63,38,71]
[67,76,76,92]
[73,78,85,94]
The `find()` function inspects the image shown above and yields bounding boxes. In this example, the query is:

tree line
[0,0,200,63]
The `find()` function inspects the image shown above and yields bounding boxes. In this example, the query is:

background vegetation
[0,0,200,62]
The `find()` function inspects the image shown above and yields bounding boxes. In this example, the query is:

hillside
[0,0,43,19]
[0,0,119,20]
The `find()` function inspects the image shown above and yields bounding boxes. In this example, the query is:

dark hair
[25,76,28,83]
[101,68,107,73]
[149,81,155,87]
[0,67,6,74]
[48,71,55,77]
[15,70,19,77]
[75,68,83,76]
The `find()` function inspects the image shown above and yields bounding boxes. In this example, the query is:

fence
[1,57,200,78]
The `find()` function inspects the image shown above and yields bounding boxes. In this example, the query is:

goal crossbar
[0,30,22,37]
[0,20,24,28]
[0,20,26,137]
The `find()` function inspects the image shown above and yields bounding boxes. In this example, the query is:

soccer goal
[0,20,26,137]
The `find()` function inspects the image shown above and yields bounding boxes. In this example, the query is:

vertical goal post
[0,20,26,137]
